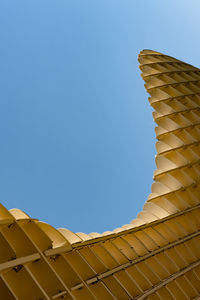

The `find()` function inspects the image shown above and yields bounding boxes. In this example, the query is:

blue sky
[0,0,200,233]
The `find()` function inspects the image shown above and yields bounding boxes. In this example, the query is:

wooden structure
[1,50,200,299]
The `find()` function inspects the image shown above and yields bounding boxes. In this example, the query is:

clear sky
[0,0,200,233]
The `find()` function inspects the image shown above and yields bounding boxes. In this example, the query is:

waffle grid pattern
[1,50,200,299]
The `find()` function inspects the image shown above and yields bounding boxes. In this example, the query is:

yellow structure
[1,50,200,299]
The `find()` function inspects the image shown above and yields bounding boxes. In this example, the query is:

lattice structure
[1,50,200,299]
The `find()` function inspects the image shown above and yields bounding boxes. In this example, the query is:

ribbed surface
[0,50,200,299]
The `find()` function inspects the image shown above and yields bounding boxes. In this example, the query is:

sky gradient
[0,0,200,233]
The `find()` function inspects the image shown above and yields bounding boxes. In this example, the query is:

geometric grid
[1,50,200,299]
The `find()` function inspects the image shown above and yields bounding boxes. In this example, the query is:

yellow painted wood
[1,50,200,299]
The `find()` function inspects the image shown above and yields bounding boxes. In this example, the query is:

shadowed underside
[1,50,200,299]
